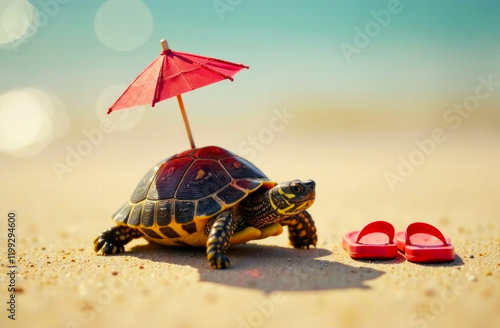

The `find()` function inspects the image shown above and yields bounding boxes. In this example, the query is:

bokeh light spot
[94,0,153,52]
[0,89,65,156]
[0,0,38,45]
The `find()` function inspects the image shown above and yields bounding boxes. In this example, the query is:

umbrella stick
[176,94,196,149]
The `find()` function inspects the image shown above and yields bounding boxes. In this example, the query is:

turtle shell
[111,146,277,246]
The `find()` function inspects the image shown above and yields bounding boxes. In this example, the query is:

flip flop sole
[343,230,397,259]
[395,225,455,263]
[404,245,455,262]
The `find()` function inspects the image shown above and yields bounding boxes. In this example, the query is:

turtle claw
[206,210,236,269]
[209,254,231,269]
[281,211,318,249]
[289,236,317,249]
[93,226,141,255]
[94,238,105,253]
[94,236,124,255]
[102,241,124,255]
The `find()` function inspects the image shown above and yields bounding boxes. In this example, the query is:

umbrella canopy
[107,39,249,149]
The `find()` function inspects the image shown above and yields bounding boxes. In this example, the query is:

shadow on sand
[407,254,465,267]
[352,252,407,265]
[348,252,464,267]
[126,243,385,293]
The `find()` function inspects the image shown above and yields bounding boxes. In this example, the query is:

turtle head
[269,179,316,216]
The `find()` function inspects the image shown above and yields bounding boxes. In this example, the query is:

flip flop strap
[355,221,395,243]
[405,222,448,246]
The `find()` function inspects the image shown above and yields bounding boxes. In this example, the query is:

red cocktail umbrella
[107,39,249,149]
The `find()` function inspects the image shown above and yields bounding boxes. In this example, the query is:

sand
[1,123,499,328]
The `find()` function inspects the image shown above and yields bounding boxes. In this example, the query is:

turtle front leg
[205,210,237,269]
[280,210,317,249]
[94,225,142,255]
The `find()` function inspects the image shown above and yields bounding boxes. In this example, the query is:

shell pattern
[111,146,275,246]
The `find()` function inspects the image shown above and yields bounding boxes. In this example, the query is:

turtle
[94,146,317,269]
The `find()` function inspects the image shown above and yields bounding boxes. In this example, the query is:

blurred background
[1,1,499,328]
[1,0,499,235]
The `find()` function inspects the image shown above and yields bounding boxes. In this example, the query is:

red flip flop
[342,221,397,259]
[395,222,455,263]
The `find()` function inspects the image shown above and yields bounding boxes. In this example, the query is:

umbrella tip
[160,39,169,51]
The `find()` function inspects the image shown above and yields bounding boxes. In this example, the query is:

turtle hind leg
[280,210,317,249]
[205,210,237,269]
[94,225,142,255]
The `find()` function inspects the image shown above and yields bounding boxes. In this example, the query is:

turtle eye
[291,184,303,193]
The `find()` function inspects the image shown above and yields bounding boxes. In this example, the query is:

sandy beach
[0,0,500,328]
[1,112,499,328]
[1,1,500,327]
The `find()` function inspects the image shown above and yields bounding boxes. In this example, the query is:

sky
[0,0,499,156]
